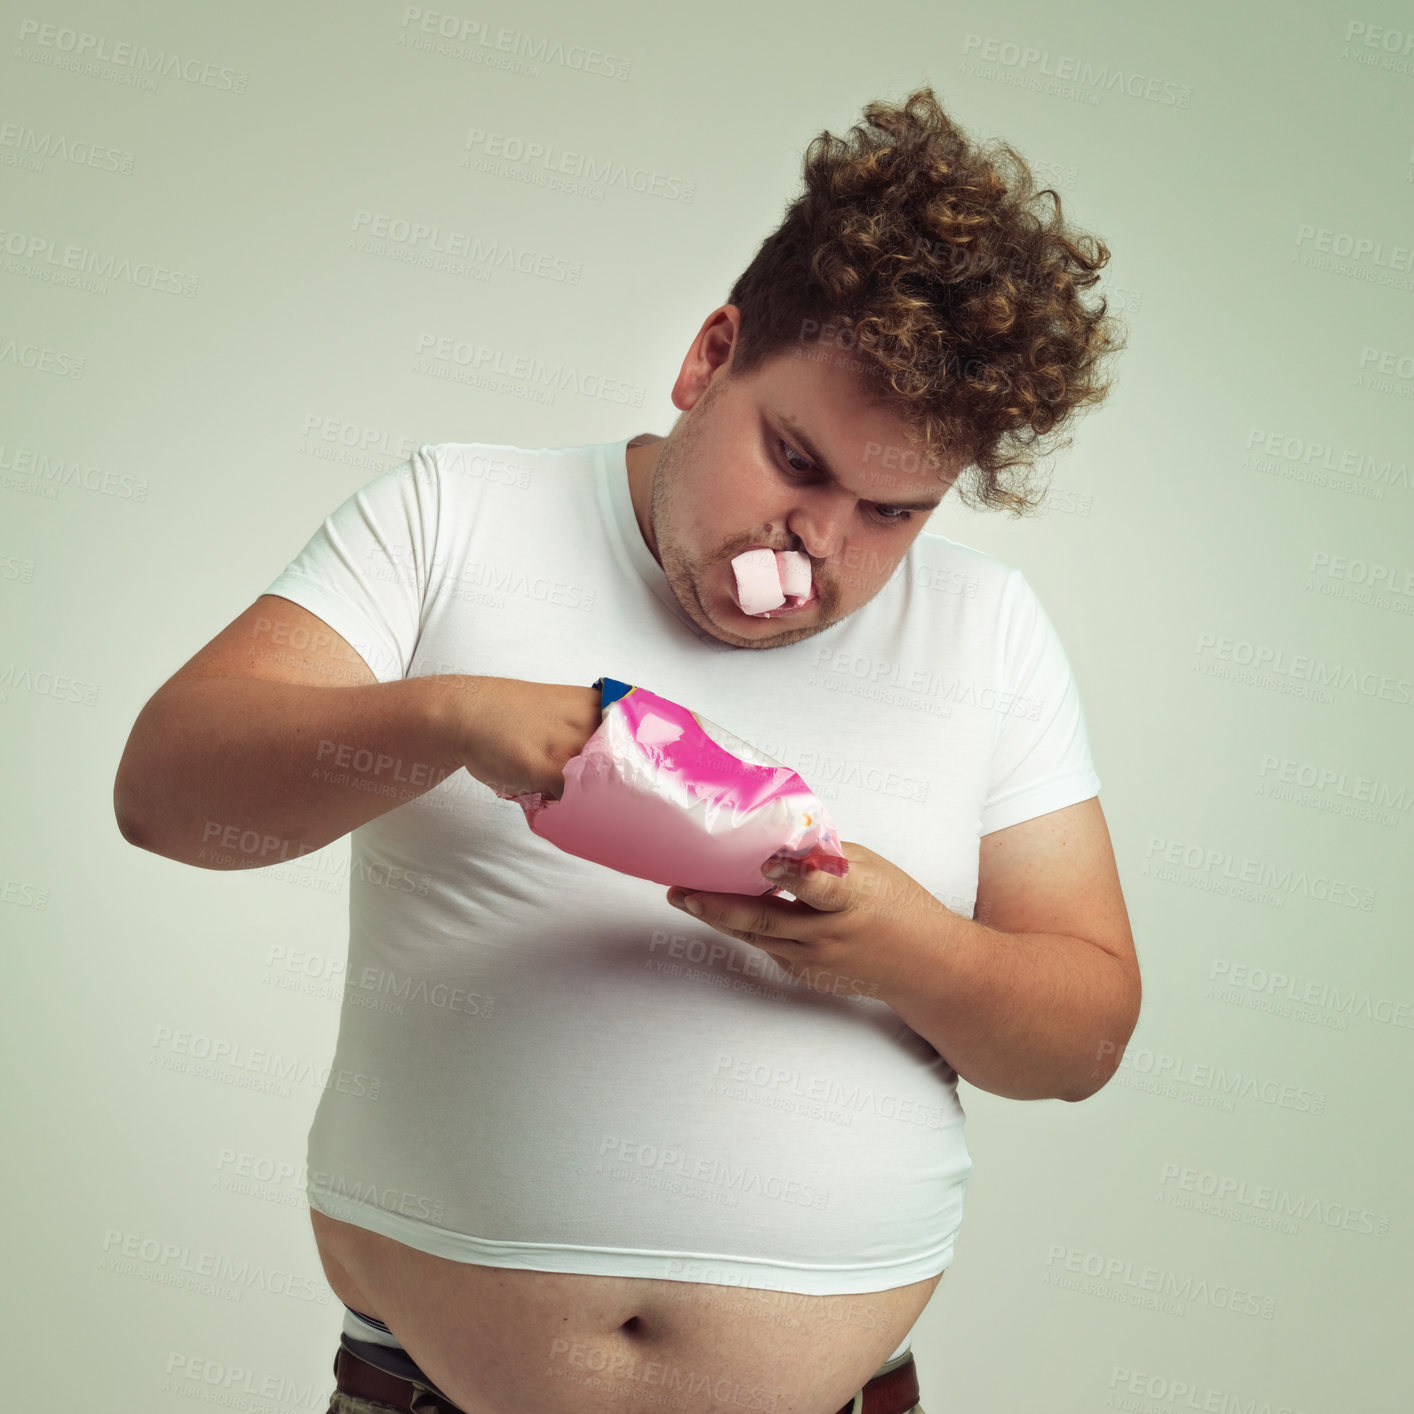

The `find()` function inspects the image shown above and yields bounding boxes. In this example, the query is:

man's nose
[783,500,850,561]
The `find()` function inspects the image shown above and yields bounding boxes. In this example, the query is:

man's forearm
[877,905,1140,1103]
[114,674,476,869]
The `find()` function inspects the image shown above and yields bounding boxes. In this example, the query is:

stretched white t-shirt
[262,435,1101,1296]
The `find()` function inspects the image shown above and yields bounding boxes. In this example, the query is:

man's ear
[672,305,741,412]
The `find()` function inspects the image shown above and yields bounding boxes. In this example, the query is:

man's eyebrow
[773,412,946,512]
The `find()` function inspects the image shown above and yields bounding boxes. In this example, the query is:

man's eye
[776,438,913,525]
[778,440,814,474]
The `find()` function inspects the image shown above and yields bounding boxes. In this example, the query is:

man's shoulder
[403,440,607,503]
[909,525,1024,595]
[424,438,594,472]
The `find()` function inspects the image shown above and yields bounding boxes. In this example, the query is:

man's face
[640,331,960,650]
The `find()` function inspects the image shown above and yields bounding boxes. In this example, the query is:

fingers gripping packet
[499,677,849,896]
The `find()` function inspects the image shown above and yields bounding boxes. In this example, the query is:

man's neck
[624,433,664,564]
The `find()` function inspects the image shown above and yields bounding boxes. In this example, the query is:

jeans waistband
[339,1333,455,1402]
[340,1329,914,1394]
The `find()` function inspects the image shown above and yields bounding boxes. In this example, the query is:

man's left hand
[665,841,944,1001]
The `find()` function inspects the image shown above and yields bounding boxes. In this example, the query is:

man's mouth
[750,588,818,617]
[729,547,817,617]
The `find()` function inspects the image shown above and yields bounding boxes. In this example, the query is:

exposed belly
[312,1208,941,1414]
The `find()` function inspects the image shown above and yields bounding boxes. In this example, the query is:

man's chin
[670,562,830,646]
[700,596,832,648]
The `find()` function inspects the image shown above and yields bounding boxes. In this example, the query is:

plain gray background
[3,2,1410,1409]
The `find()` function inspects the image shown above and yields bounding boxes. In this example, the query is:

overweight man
[114,85,1140,1414]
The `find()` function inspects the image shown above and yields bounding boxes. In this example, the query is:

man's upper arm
[164,594,378,692]
[975,796,1138,986]
[114,596,377,842]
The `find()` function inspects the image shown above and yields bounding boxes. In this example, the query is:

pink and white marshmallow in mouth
[730,548,814,615]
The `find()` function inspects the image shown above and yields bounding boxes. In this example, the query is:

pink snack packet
[497,677,849,895]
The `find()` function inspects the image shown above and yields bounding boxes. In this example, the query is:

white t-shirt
[262,435,1101,1295]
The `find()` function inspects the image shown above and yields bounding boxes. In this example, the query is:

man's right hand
[453,677,604,802]
[113,590,608,868]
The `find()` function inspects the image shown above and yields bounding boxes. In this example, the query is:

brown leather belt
[332,1334,922,1413]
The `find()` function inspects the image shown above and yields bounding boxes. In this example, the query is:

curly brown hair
[723,86,1127,515]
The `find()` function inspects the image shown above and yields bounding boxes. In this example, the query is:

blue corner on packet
[592,676,635,709]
